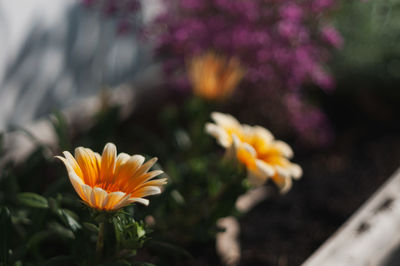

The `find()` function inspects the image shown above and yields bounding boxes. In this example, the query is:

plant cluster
[153,0,342,146]
[0,86,302,265]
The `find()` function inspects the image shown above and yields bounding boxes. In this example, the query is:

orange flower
[188,51,244,100]
[56,143,167,211]
[206,112,302,193]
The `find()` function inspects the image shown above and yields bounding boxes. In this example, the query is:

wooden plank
[303,167,400,266]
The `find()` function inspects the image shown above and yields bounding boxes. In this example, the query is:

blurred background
[1,0,400,265]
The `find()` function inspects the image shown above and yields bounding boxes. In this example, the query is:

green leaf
[132,262,155,266]
[58,209,81,232]
[48,222,74,240]
[16,193,48,209]
[50,111,70,151]
[43,255,73,266]
[83,222,99,233]
[147,240,192,259]
[0,207,11,265]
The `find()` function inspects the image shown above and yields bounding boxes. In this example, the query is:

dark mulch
[239,131,400,266]
[113,84,400,266]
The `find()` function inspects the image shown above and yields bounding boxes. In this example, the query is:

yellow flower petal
[57,143,167,211]
[206,112,302,192]
[133,186,162,198]
[100,143,117,183]
[104,191,126,210]
[75,147,100,187]
[125,170,164,193]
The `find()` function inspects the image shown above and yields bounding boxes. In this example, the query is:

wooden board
[303,167,400,266]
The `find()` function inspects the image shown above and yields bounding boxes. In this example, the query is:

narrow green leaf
[0,207,11,265]
[132,262,155,266]
[43,255,73,266]
[83,222,99,233]
[147,240,192,259]
[16,193,48,209]
[50,111,70,151]
[59,209,81,232]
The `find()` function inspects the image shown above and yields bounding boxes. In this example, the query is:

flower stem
[95,221,105,264]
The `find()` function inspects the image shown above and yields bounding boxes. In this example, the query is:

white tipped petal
[130,155,145,169]
[100,143,117,182]
[273,141,293,158]
[232,134,242,148]
[143,178,168,187]
[278,177,292,194]
[104,191,126,210]
[92,187,108,208]
[68,172,87,201]
[134,157,158,177]
[290,164,303,179]
[116,153,131,167]
[138,170,164,184]
[247,169,268,186]
[275,165,291,178]
[253,126,274,142]
[256,160,275,177]
[127,197,150,206]
[211,112,240,128]
[81,184,92,203]
[133,186,162,198]
[112,194,132,210]
[205,123,231,148]
[242,142,257,157]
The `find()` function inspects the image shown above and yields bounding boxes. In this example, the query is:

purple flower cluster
[154,0,342,146]
[82,0,141,34]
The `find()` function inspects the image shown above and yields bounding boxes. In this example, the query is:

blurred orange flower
[188,51,244,100]
[206,112,302,193]
[57,143,166,211]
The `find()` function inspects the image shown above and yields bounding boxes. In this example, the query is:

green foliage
[16,193,49,209]
[332,0,400,109]
[0,207,11,266]
[0,97,258,265]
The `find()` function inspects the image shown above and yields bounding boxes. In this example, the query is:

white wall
[0,0,161,131]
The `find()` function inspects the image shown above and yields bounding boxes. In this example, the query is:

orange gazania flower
[188,51,244,100]
[206,112,302,193]
[56,143,167,211]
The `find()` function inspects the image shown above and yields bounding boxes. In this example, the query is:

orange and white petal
[127,197,150,206]
[125,170,164,192]
[81,184,93,204]
[103,191,127,210]
[115,155,145,184]
[272,175,292,194]
[132,157,158,178]
[247,168,268,186]
[112,194,133,210]
[115,153,130,169]
[142,178,168,187]
[205,123,232,148]
[62,151,84,179]
[246,160,275,186]
[75,147,100,186]
[211,112,241,129]
[128,177,167,194]
[100,143,117,183]
[252,126,274,143]
[255,160,275,177]
[132,186,162,198]
[90,187,108,209]
[274,165,291,179]
[273,140,293,158]
[289,163,302,179]
[234,137,258,168]
[67,171,88,202]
